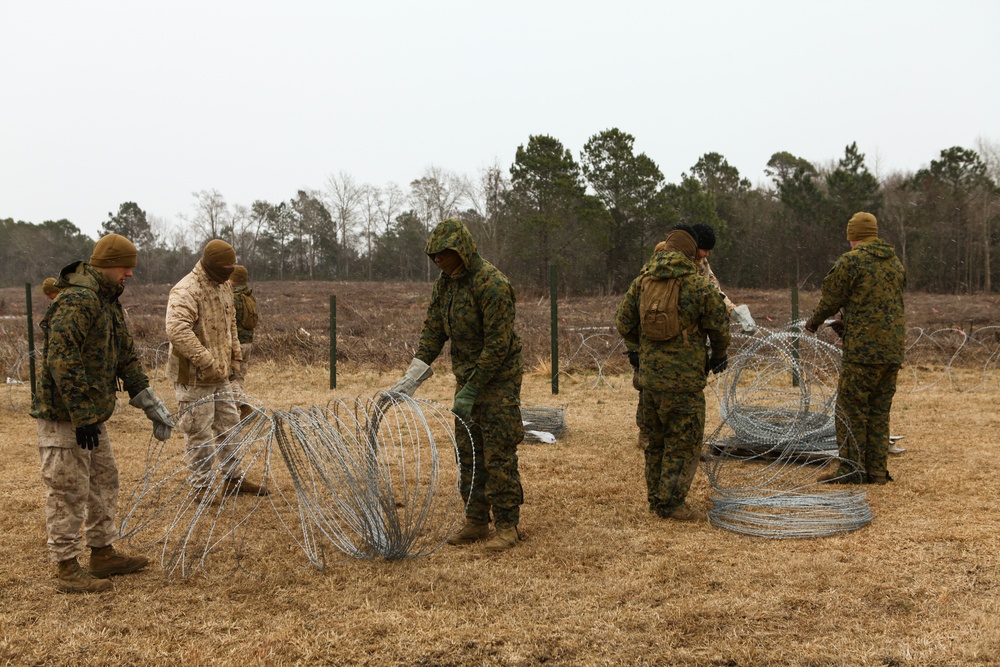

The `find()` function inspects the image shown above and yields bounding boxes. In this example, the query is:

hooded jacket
[616,250,730,393]
[30,261,149,427]
[416,219,523,390]
[807,239,906,364]
[166,261,242,385]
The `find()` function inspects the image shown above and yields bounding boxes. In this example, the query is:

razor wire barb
[120,391,469,579]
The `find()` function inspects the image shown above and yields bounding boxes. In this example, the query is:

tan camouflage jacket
[417,219,523,391]
[697,257,736,314]
[166,261,242,385]
[30,262,149,427]
[616,251,730,393]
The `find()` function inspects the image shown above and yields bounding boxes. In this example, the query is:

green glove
[452,384,479,422]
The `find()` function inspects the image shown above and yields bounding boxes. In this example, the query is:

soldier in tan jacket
[166,240,265,496]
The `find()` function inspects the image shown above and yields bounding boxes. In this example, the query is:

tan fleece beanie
[847,212,878,242]
[200,239,237,283]
[663,229,698,261]
[230,265,249,284]
[90,234,138,268]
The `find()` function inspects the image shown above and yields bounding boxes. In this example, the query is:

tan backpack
[639,275,692,342]
[238,292,259,329]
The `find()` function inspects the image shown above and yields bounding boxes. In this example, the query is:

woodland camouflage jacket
[233,283,255,344]
[807,239,906,365]
[416,219,523,390]
[616,251,730,393]
[30,261,149,427]
[166,261,242,386]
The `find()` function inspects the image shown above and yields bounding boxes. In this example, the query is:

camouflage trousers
[456,377,525,529]
[835,361,900,479]
[632,368,647,436]
[175,381,241,488]
[231,342,252,393]
[641,389,705,515]
[36,419,119,563]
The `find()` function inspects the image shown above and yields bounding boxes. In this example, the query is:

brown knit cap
[90,233,137,268]
[41,277,61,297]
[230,265,249,284]
[200,239,237,284]
[663,229,698,261]
[847,212,878,242]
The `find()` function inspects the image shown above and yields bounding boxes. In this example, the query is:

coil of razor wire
[121,391,467,578]
[705,325,873,539]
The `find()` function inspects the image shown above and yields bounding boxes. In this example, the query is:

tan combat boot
[89,545,149,578]
[663,504,706,522]
[446,520,490,546]
[57,557,113,593]
[484,526,520,552]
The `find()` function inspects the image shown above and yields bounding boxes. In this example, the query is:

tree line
[4,130,999,295]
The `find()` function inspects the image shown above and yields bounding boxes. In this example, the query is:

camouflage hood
[59,260,123,302]
[855,239,897,261]
[425,219,479,273]
[641,250,697,281]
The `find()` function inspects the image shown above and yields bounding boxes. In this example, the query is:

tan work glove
[129,387,175,441]
[389,358,433,397]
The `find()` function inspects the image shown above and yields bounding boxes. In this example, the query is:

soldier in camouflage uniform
[616,228,730,521]
[229,265,257,420]
[389,219,525,551]
[167,240,265,496]
[31,233,174,593]
[806,212,905,484]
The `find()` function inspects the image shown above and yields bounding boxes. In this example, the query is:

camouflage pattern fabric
[642,390,705,515]
[232,342,253,390]
[455,377,525,529]
[175,381,242,486]
[417,219,523,390]
[416,219,525,525]
[30,262,149,427]
[166,262,242,386]
[615,251,730,393]
[233,283,256,344]
[806,239,906,365]
[37,419,119,562]
[697,257,736,314]
[835,361,900,479]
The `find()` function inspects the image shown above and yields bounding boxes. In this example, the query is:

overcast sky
[2,0,998,239]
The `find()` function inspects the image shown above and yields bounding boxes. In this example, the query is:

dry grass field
[1,283,999,666]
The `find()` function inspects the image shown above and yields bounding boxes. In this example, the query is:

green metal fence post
[791,284,801,388]
[330,294,337,389]
[550,263,558,395]
[26,282,36,399]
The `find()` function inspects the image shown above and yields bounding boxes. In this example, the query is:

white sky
[2,0,998,239]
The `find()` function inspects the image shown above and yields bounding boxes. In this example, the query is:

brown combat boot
[662,503,706,522]
[57,557,113,593]
[484,526,520,552]
[446,520,490,545]
[239,403,254,421]
[89,545,149,578]
[866,471,891,485]
[224,477,269,495]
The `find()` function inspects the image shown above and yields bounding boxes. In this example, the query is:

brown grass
[2,359,999,666]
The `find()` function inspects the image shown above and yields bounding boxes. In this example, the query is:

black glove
[626,350,640,369]
[707,356,728,375]
[75,423,101,450]
[829,319,845,339]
